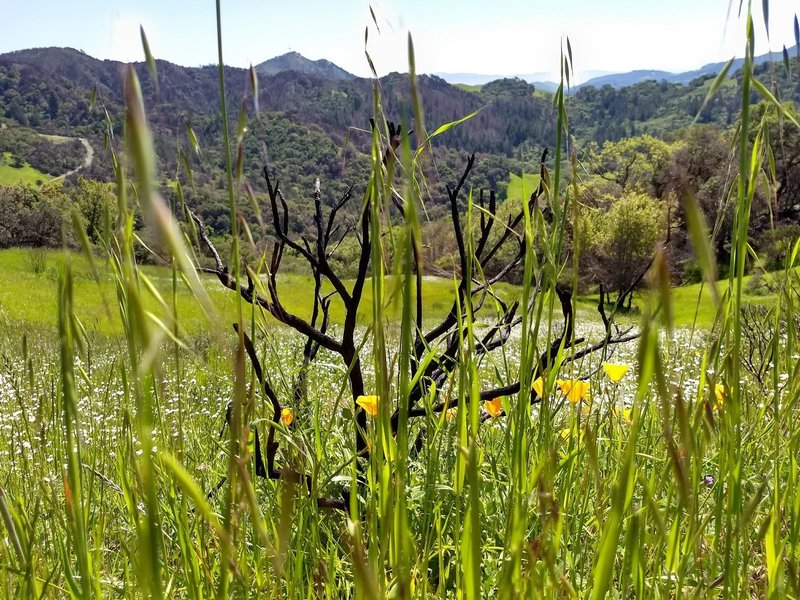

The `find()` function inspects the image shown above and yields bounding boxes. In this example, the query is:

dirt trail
[50,137,94,182]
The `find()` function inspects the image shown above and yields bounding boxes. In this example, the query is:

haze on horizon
[2,0,798,84]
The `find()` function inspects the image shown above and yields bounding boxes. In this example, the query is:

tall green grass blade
[161,453,234,552]
[140,26,158,96]
[248,64,259,113]
[795,15,799,58]
[694,56,735,122]
[591,417,638,599]
[683,192,721,306]
[0,489,24,570]
[751,77,800,127]
[416,109,483,160]
[58,264,98,599]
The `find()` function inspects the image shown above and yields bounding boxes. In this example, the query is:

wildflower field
[1,2,800,598]
[1,280,798,598]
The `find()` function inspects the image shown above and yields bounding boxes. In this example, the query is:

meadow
[0,152,51,186]
[1,3,800,599]
[1,244,797,598]
[0,248,522,334]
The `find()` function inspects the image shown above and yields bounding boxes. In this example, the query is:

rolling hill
[575,45,799,89]
[255,51,356,80]
[0,46,798,237]
[4,45,782,162]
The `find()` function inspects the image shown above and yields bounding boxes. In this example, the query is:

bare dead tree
[738,304,782,388]
[191,123,403,465]
[189,123,647,507]
[214,323,346,510]
[392,149,641,425]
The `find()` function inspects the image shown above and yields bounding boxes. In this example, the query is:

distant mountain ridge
[436,72,561,93]
[434,70,612,88]
[576,70,674,89]
[2,44,799,238]
[255,51,356,81]
[575,46,798,89]
[5,45,797,95]
[435,46,799,91]
[1,45,798,173]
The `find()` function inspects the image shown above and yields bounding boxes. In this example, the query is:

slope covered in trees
[3,47,799,156]
[1,46,799,291]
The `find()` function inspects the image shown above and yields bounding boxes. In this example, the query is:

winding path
[50,137,94,182]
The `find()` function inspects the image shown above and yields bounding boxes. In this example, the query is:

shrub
[589,191,663,301]
[0,184,75,248]
[758,224,800,271]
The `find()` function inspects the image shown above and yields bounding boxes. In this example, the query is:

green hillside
[454,83,482,92]
[0,151,51,185]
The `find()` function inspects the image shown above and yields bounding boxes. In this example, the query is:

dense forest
[1,46,799,297]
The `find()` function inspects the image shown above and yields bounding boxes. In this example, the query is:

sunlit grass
[454,83,482,93]
[576,273,785,328]
[0,152,51,185]
[504,171,541,203]
[0,248,520,334]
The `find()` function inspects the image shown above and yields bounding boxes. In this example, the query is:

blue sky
[2,1,798,82]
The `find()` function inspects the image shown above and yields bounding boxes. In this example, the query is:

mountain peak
[255,52,356,81]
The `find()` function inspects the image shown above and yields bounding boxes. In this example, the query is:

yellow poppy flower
[484,397,503,417]
[613,405,633,425]
[556,379,571,394]
[445,407,457,421]
[623,407,633,424]
[564,380,590,405]
[356,395,380,417]
[280,407,294,426]
[602,363,630,383]
[713,383,726,410]
[560,426,584,445]
[532,376,545,397]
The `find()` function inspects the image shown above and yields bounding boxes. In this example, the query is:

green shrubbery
[0,178,114,249]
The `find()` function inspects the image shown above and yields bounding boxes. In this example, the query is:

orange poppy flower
[562,380,590,404]
[532,376,545,397]
[483,397,503,417]
[356,395,380,417]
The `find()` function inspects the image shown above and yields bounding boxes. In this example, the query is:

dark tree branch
[188,208,343,354]
[446,153,475,279]
[395,151,550,427]
[234,324,345,511]
[325,186,354,244]
[263,170,353,306]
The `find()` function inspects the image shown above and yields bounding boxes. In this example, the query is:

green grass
[504,171,541,202]
[454,83,482,92]
[1,249,797,597]
[38,133,74,144]
[0,244,784,336]
[577,273,784,328]
[0,152,51,185]
[0,248,519,335]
